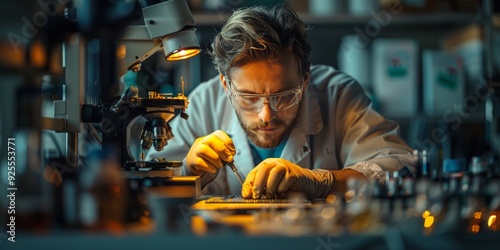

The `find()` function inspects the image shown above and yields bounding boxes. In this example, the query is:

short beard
[235,111,298,148]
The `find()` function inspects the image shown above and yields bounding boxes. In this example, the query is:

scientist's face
[222,55,309,148]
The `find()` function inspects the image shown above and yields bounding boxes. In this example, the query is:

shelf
[193,12,480,27]
[299,12,479,26]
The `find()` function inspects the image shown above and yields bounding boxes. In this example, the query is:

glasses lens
[229,86,302,112]
[271,92,299,111]
[234,95,262,111]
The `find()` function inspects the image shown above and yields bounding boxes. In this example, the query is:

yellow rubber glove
[185,130,236,176]
[241,158,334,200]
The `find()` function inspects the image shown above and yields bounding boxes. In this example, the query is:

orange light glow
[471,224,480,233]
[285,208,300,220]
[325,194,337,204]
[344,190,355,203]
[117,44,126,59]
[422,210,431,219]
[167,48,200,61]
[30,40,47,68]
[488,215,497,230]
[191,215,208,236]
[320,207,336,220]
[473,212,482,220]
[424,216,434,228]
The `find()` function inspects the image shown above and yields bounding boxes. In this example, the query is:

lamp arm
[118,25,163,76]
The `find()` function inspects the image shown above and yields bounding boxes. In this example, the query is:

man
[148,4,416,200]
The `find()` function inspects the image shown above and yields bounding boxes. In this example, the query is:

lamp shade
[162,28,201,61]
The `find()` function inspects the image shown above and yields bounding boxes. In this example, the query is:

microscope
[42,0,200,174]
[87,0,200,178]
[97,83,190,176]
[37,0,201,225]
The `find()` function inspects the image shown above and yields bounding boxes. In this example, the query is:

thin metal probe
[226,161,245,186]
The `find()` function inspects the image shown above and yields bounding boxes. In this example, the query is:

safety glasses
[226,81,303,113]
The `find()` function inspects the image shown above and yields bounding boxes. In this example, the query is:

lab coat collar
[281,83,322,166]
[223,110,256,180]
[295,82,323,135]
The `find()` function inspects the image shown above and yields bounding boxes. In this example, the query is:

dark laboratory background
[0,0,500,249]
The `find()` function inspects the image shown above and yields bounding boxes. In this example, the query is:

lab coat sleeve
[331,75,417,183]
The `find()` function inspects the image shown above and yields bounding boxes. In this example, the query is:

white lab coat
[148,65,416,195]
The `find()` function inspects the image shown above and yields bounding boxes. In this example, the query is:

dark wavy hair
[208,4,311,79]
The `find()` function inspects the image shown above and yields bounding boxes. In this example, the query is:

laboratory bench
[5,191,500,250]
[6,219,500,250]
